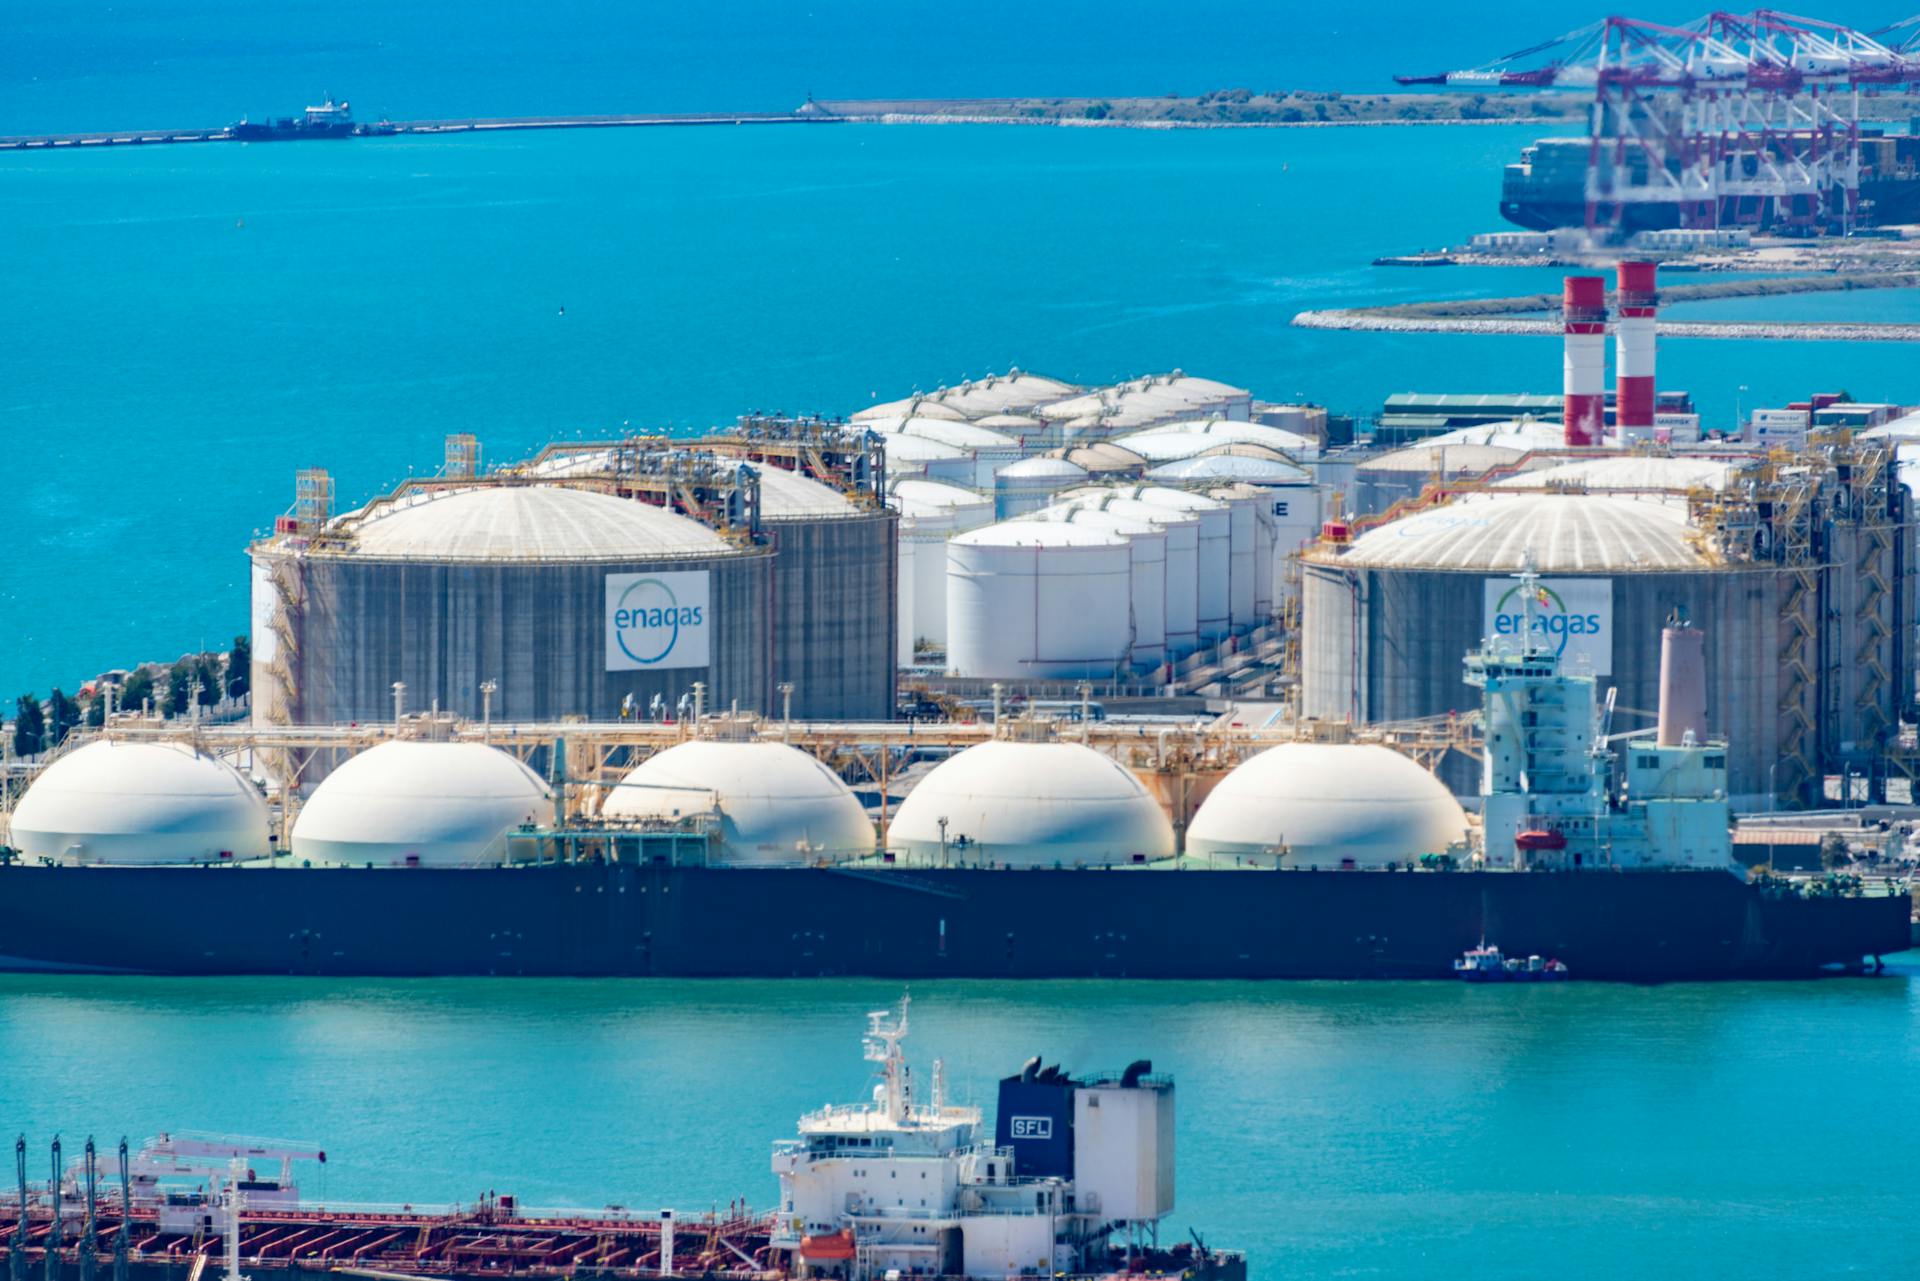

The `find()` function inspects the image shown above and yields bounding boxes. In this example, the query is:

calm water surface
[2,968,1917,1280]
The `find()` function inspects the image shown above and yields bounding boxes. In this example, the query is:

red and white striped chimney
[1615,260,1658,442]
[1562,275,1607,447]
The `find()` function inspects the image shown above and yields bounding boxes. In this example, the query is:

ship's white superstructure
[771,998,1178,1281]
[1468,566,1732,871]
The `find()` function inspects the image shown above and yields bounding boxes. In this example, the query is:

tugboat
[1455,943,1571,982]
[230,97,389,141]
[0,1000,1247,1281]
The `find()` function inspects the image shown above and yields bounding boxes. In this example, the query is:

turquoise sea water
[7,121,1920,697]
[4,969,1919,1281]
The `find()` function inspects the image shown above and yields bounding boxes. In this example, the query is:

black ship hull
[0,862,1905,981]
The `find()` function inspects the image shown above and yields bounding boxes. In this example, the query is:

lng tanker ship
[0,582,1908,980]
[0,999,1245,1281]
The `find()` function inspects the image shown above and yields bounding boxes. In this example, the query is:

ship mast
[863,994,911,1124]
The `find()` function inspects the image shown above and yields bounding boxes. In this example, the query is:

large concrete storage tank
[1300,485,1913,806]
[1023,505,1169,669]
[8,740,271,865]
[888,740,1175,867]
[252,484,772,727]
[291,740,551,866]
[755,466,897,720]
[1185,743,1467,868]
[601,739,874,864]
[853,370,1079,424]
[889,478,995,666]
[946,522,1132,679]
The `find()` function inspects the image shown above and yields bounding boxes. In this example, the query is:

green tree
[227,635,251,701]
[85,696,106,728]
[166,660,193,717]
[12,694,45,757]
[45,688,80,748]
[196,656,223,708]
[120,670,154,715]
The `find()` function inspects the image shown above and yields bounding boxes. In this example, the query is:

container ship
[0,999,1245,1281]
[0,578,1906,981]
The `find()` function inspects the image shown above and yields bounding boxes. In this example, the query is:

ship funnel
[1562,276,1607,447]
[1615,261,1658,443]
[1656,610,1706,748]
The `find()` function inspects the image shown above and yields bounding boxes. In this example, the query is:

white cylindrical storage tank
[1132,487,1233,640]
[994,457,1089,520]
[8,740,271,865]
[1200,486,1258,630]
[1211,484,1274,620]
[601,740,874,864]
[1089,498,1201,657]
[1024,506,1168,669]
[1185,743,1468,868]
[865,417,1019,490]
[872,432,977,487]
[889,479,994,666]
[1073,486,1230,642]
[889,740,1175,867]
[946,522,1132,679]
[291,741,553,866]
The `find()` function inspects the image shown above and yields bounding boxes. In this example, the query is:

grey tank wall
[1302,561,1793,806]
[274,549,772,724]
[765,510,899,720]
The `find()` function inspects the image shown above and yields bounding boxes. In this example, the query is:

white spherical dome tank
[1185,743,1468,868]
[889,479,995,666]
[1062,492,1201,656]
[601,740,874,864]
[890,741,1175,867]
[864,417,1019,489]
[994,457,1089,520]
[945,522,1132,678]
[8,740,271,865]
[1023,505,1168,669]
[974,413,1050,453]
[291,741,552,866]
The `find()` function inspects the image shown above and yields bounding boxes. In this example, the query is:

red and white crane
[1399,9,1920,237]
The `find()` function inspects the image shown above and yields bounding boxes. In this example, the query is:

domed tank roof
[951,520,1127,550]
[1329,492,1705,571]
[1186,743,1467,868]
[601,740,873,864]
[889,741,1174,867]
[755,466,859,517]
[998,457,1089,480]
[9,740,271,865]
[340,486,732,561]
[291,741,552,866]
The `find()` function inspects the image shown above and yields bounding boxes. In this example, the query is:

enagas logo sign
[605,571,711,671]
[1481,576,1612,676]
